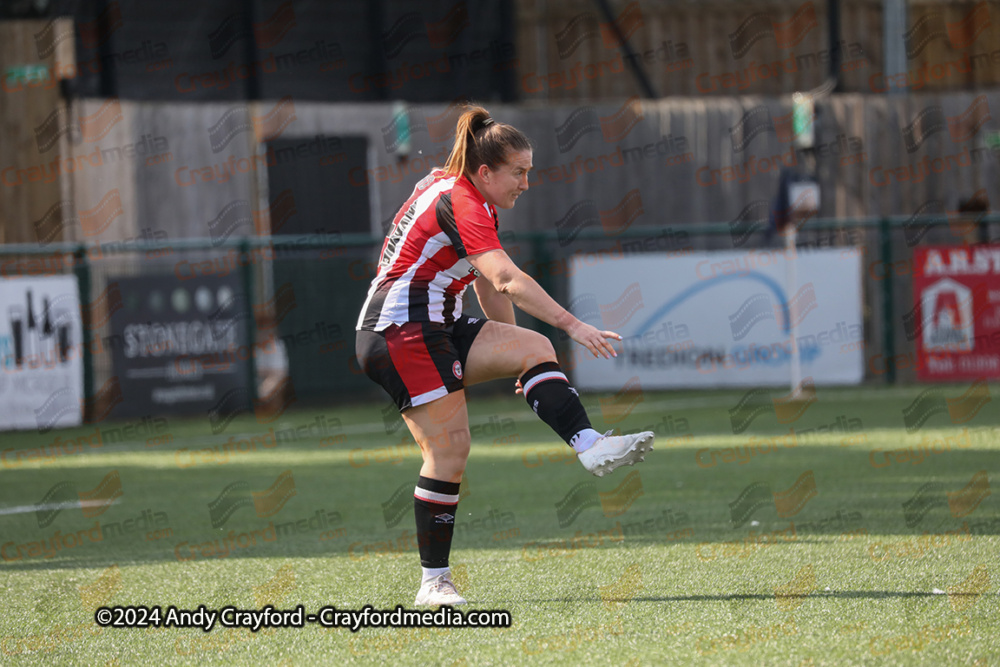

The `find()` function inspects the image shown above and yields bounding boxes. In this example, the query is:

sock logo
[434,513,455,524]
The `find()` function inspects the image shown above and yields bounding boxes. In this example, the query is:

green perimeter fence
[0,213,997,422]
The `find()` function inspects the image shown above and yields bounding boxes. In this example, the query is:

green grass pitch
[1,385,998,666]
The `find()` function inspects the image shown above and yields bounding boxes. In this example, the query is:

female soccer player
[355,106,654,606]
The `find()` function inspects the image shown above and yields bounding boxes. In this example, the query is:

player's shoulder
[415,168,456,193]
[450,175,491,214]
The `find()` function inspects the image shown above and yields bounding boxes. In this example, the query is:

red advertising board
[913,245,1000,381]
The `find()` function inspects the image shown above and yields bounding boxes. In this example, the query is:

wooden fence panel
[515,0,1000,100]
[0,19,73,246]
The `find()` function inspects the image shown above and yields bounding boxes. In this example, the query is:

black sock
[520,361,592,445]
[414,476,461,568]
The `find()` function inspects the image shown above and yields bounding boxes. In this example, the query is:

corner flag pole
[786,223,802,398]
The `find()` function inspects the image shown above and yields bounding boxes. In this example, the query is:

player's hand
[566,321,621,359]
[514,379,523,395]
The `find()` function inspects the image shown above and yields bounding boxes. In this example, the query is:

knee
[519,331,556,369]
[425,428,470,465]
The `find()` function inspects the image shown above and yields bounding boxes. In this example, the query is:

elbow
[493,268,519,297]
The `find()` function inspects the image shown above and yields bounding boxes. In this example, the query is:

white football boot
[577,430,654,477]
[414,572,467,606]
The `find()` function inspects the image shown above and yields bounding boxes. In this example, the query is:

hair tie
[481,117,495,128]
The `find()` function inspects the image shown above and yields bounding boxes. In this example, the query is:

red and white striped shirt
[357,170,502,331]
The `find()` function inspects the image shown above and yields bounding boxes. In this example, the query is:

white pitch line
[0,498,121,517]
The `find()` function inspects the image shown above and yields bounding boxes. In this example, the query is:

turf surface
[1,385,998,665]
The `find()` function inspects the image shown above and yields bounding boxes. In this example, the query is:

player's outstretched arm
[468,249,620,359]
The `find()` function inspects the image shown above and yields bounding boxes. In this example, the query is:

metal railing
[1,213,996,420]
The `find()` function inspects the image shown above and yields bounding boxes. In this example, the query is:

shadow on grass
[527,592,1000,605]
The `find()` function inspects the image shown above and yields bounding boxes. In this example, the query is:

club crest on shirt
[453,361,463,379]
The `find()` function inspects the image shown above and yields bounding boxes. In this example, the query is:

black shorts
[355,316,488,412]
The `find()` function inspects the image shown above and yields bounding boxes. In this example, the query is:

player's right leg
[461,319,653,477]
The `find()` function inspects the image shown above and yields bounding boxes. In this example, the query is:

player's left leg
[401,390,470,606]
[356,323,471,605]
